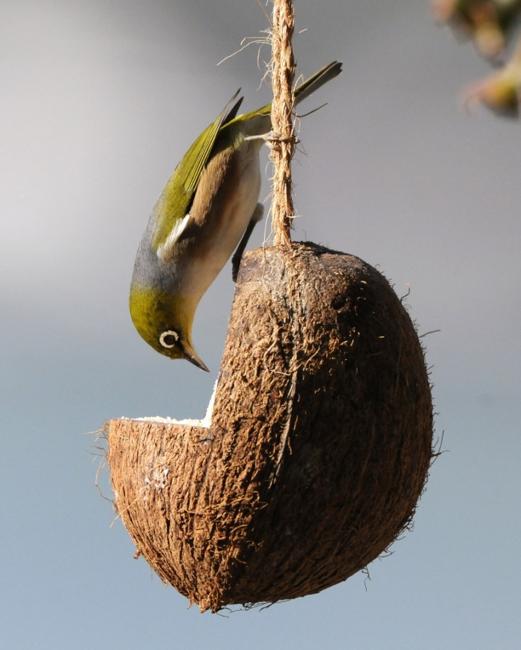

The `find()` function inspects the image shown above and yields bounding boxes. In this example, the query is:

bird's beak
[181,340,210,372]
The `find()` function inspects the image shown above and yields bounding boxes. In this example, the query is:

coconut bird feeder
[107,0,433,613]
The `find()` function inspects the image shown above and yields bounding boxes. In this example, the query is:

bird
[129,61,342,371]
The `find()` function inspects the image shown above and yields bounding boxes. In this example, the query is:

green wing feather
[152,90,243,251]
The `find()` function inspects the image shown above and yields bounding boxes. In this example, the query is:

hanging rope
[270,0,296,247]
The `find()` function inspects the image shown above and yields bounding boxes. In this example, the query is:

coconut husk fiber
[107,242,433,612]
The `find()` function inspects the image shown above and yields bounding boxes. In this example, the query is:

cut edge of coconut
[117,380,218,429]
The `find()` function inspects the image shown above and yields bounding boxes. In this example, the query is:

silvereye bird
[130,61,342,371]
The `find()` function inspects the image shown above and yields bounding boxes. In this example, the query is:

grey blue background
[2,1,520,648]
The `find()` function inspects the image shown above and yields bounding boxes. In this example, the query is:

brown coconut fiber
[108,242,433,612]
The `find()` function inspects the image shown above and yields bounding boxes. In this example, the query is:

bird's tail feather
[294,61,343,105]
[223,61,342,128]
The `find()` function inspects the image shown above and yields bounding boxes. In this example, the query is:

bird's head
[129,286,209,371]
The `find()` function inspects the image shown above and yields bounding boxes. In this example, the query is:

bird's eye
[159,330,179,349]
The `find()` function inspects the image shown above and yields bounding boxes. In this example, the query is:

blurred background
[1,1,520,648]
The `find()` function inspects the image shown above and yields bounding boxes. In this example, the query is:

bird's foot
[231,256,241,283]
[231,204,264,282]
[245,131,300,146]
[244,131,274,143]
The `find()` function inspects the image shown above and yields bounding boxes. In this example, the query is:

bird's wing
[152,90,243,256]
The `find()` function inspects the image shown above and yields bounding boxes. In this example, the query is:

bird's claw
[231,254,241,283]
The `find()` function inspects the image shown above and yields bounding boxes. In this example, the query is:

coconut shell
[108,242,433,612]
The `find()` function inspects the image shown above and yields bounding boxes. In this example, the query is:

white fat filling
[129,380,217,429]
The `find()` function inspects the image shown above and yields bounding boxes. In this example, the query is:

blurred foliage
[432,0,521,115]
[464,43,521,115]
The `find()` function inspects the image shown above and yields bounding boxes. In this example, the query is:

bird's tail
[294,61,343,105]
[223,61,342,129]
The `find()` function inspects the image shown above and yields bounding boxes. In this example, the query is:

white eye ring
[159,330,179,349]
